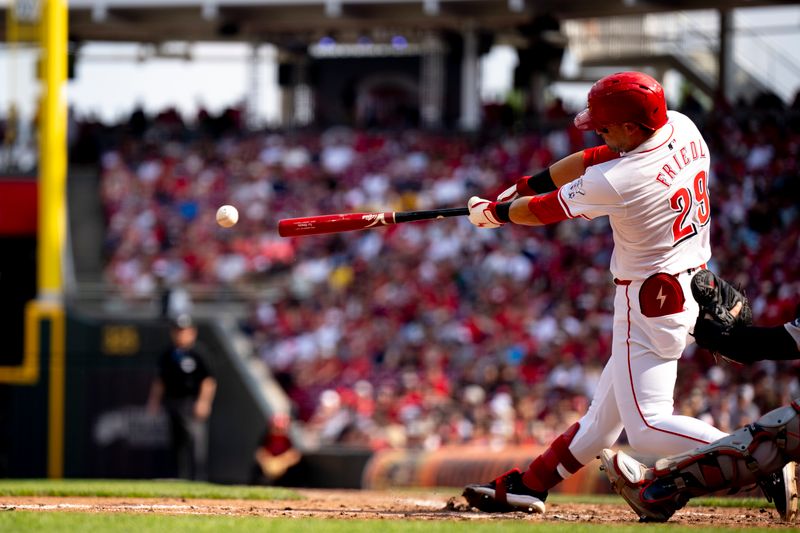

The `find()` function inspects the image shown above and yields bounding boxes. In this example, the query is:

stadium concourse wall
[361,446,613,494]
[360,446,767,496]
[1,309,269,483]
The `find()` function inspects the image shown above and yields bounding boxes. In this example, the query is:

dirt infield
[0,489,795,527]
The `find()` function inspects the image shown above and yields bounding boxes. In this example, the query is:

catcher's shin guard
[602,400,800,522]
[601,449,680,522]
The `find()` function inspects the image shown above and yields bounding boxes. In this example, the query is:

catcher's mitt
[691,269,753,360]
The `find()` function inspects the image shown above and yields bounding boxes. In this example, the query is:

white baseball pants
[566,270,729,465]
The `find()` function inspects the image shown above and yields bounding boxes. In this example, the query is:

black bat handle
[393,207,469,224]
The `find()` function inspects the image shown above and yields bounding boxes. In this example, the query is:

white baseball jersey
[558,111,712,280]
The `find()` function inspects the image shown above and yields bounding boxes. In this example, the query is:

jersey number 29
[670,170,710,246]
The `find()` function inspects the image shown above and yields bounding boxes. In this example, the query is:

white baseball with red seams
[557,110,728,467]
[216,205,238,228]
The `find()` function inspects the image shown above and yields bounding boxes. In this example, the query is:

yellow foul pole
[38,0,68,479]
[39,0,68,298]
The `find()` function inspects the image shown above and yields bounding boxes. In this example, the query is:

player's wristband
[521,168,557,195]
[490,201,512,223]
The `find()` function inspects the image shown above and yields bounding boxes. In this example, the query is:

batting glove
[496,183,519,203]
[468,196,505,228]
[496,176,535,202]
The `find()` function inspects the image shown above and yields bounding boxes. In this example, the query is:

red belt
[614,263,706,286]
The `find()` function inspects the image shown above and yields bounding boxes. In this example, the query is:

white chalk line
[2,503,218,514]
[398,498,445,509]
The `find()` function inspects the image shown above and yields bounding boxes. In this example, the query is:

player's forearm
[717,325,799,362]
[486,190,567,227]
[198,377,217,403]
[549,151,587,187]
[147,379,164,412]
[508,151,586,222]
[473,154,578,227]
[193,377,217,419]
[508,197,545,226]
[499,152,586,202]
[276,448,301,466]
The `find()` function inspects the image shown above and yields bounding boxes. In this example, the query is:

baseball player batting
[461,71,793,518]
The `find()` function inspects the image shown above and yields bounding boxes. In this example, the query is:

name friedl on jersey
[654,138,707,187]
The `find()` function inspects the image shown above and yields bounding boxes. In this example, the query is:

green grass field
[0,479,299,500]
[0,480,777,533]
[0,514,776,533]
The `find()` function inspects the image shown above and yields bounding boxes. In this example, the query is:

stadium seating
[89,94,800,451]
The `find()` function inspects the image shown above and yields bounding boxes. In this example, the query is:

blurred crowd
[90,92,800,452]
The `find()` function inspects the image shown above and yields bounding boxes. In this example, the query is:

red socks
[522,422,584,492]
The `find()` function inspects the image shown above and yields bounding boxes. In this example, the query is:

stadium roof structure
[1,0,798,45]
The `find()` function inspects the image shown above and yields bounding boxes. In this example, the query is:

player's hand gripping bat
[278,207,468,237]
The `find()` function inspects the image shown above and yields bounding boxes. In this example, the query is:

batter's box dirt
[0,489,794,527]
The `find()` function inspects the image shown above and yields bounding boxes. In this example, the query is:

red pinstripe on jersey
[624,286,710,446]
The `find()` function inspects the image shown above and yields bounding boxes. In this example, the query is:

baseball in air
[216,205,239,228]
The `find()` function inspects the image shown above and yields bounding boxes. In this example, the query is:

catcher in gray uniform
[601,270,800,522]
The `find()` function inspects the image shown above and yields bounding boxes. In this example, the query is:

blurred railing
[564,11,800,101]
[734,25,800,102]
[67,280,282,318]
[564,12,719,84]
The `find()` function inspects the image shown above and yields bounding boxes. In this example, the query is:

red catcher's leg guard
[523,422,584,492]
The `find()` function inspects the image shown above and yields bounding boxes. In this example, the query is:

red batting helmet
[574,71,668,131]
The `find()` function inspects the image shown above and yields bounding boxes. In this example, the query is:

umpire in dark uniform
[147,314,217,481]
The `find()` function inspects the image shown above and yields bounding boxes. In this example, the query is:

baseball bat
[278,207,469,237]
